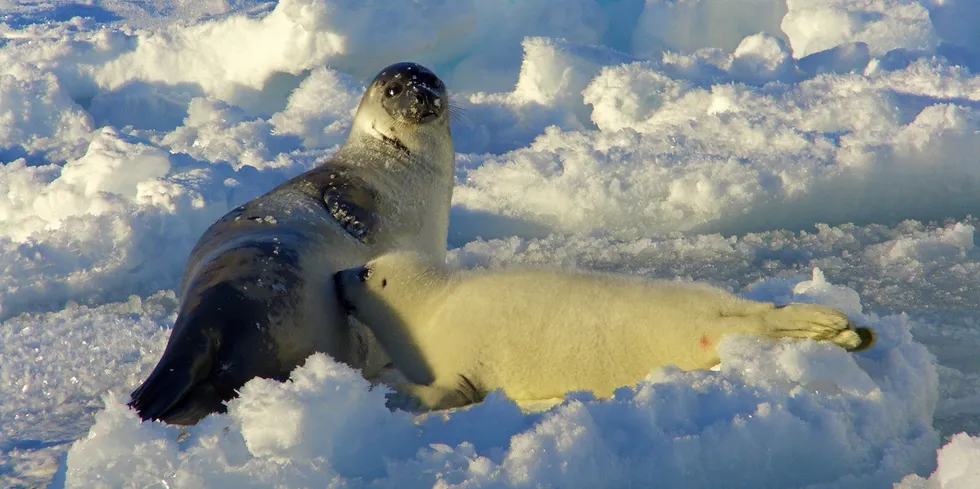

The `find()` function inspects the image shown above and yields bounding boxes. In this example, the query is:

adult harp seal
[129,62,455,424]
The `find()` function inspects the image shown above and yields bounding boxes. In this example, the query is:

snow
[0,0,979,487]
[896,432,980,489]
[781,0,938,58]
[55,314,940,489]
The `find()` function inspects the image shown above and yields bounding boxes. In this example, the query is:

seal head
[375,62,447,124]
[349,62,453,163]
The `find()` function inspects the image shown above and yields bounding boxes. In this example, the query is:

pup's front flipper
[384,375,483,413]
[760,303,875,351]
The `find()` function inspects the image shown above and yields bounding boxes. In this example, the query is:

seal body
[129,62,455,425]
[334,252,876,411]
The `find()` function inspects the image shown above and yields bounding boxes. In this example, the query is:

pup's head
[334,251,446,321]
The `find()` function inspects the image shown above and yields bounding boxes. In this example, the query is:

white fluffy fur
[337,252,870,410]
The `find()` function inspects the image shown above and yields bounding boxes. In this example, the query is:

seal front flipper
[384,375,483,413]
[321,170,379,242]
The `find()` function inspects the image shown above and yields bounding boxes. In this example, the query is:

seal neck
[337,132,452,179]
[331,130,455,259]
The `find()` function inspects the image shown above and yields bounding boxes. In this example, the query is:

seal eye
[385,84,403,98]
[358,267,372,282]
[381,279,387,288]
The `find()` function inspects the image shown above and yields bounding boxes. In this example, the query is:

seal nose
[410,85,440,122]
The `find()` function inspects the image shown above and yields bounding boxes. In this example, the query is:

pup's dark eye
[381,279,387,288]
[385,84,402,98]
[358,267,372,282]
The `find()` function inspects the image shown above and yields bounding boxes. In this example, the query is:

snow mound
[631,0,788,57]
[454,58,980,239]
[895,433,980,489]
[0,66,92,163]
[782,0,938,58]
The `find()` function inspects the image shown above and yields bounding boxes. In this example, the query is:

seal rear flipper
[128,331,217,424]
[151,381,230,425]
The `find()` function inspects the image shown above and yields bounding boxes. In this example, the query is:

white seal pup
[334,252,876,411]
[129,62,455,424]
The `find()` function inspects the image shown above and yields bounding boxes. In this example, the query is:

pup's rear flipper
[825,325,876,352]
[843,326,875,352]
[762,303,875,352]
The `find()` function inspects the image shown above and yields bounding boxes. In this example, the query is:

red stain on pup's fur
[699,334,712,350]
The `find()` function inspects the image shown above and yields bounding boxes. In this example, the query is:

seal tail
[128,329,228,425]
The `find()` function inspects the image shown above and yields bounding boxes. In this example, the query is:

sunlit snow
[2,1,980,488]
